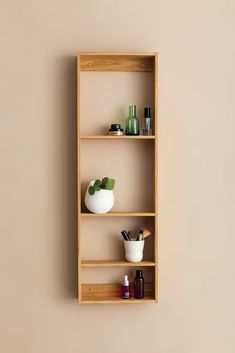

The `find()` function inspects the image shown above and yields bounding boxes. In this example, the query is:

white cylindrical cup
[124,240,145,262]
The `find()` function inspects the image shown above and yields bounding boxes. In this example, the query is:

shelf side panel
[77,55,82,303]
[154,53,158,302]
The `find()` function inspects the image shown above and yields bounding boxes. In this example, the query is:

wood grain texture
[81,260,156,267]
[81,283,154,304]
[80,55,154,72]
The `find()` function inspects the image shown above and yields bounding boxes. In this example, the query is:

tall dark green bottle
[125,105,140,135]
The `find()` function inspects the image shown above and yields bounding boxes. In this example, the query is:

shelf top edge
[81,260,156,266]
[80,135,156,139]
[80,212,156,217]
[81,260,156,262]
[78,52,158,57]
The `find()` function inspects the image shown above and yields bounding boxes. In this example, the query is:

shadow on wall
[58,55,78,299]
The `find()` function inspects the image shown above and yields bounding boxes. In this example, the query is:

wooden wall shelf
[77,52,158,304]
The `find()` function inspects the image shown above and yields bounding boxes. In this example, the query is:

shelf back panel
[80,140,154,212]
[80,71,154,135]
[80,216,154,261]
[81,268,155,285]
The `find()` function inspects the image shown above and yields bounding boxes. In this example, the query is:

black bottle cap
[144,107,151,118]
[110,124,122,131]
[136,270,143,278]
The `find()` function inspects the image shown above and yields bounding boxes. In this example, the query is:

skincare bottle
[143,107,152,135]
[121,275,131,299]
[109,124,124,136]
[134,270,144,299]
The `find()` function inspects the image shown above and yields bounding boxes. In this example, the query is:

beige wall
[1,0,235,352]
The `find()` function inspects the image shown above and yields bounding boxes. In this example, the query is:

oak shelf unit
[77,52,158,304]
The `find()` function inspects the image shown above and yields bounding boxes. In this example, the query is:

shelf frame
[77,52,158,304]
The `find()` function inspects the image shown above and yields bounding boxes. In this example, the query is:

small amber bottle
[134,270,144,299]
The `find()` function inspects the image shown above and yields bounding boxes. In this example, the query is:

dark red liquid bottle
[134,270,144,299]
[121,275,131,299]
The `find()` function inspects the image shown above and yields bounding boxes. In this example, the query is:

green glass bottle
[125,105,140,135]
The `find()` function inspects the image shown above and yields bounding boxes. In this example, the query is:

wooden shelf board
[81,283,155,304]
[80,212,156,217]
[80,135,155,140]
[81,260,156,267]
[79,53,155,72]
[81,297,155,304]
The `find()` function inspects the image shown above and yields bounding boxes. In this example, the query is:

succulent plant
[88,177,115,196]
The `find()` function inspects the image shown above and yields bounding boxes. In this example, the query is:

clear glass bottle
[125,105,140,135]
[143,107,152,135]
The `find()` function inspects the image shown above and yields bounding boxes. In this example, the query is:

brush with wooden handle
[136,227,152,241]
[142,227,152,239]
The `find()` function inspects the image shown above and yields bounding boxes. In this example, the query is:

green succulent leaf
[88,185,96,195]
[101,177,109,188]
[94,179,101,187]
[89,177,115,194]
[105,178,115,190]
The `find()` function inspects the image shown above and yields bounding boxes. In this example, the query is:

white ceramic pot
[124,240,145,262]
[84,180,115,214]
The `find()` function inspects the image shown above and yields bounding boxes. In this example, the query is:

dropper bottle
[121,275,131,299]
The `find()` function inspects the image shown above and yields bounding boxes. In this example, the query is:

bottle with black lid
[109,124,123,136]
[143,107,152,136]
[134,270,144,299]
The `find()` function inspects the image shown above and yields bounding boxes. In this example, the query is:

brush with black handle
[121,230,131,241]
[136,227,151,241]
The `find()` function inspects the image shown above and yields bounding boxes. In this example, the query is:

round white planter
[84,181,115,214]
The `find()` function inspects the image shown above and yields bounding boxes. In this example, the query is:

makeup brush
[136,230,143,241]
[140,227,152,240]
[121,230,131,241]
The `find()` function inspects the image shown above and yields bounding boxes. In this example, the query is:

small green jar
[125,105,140,135]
